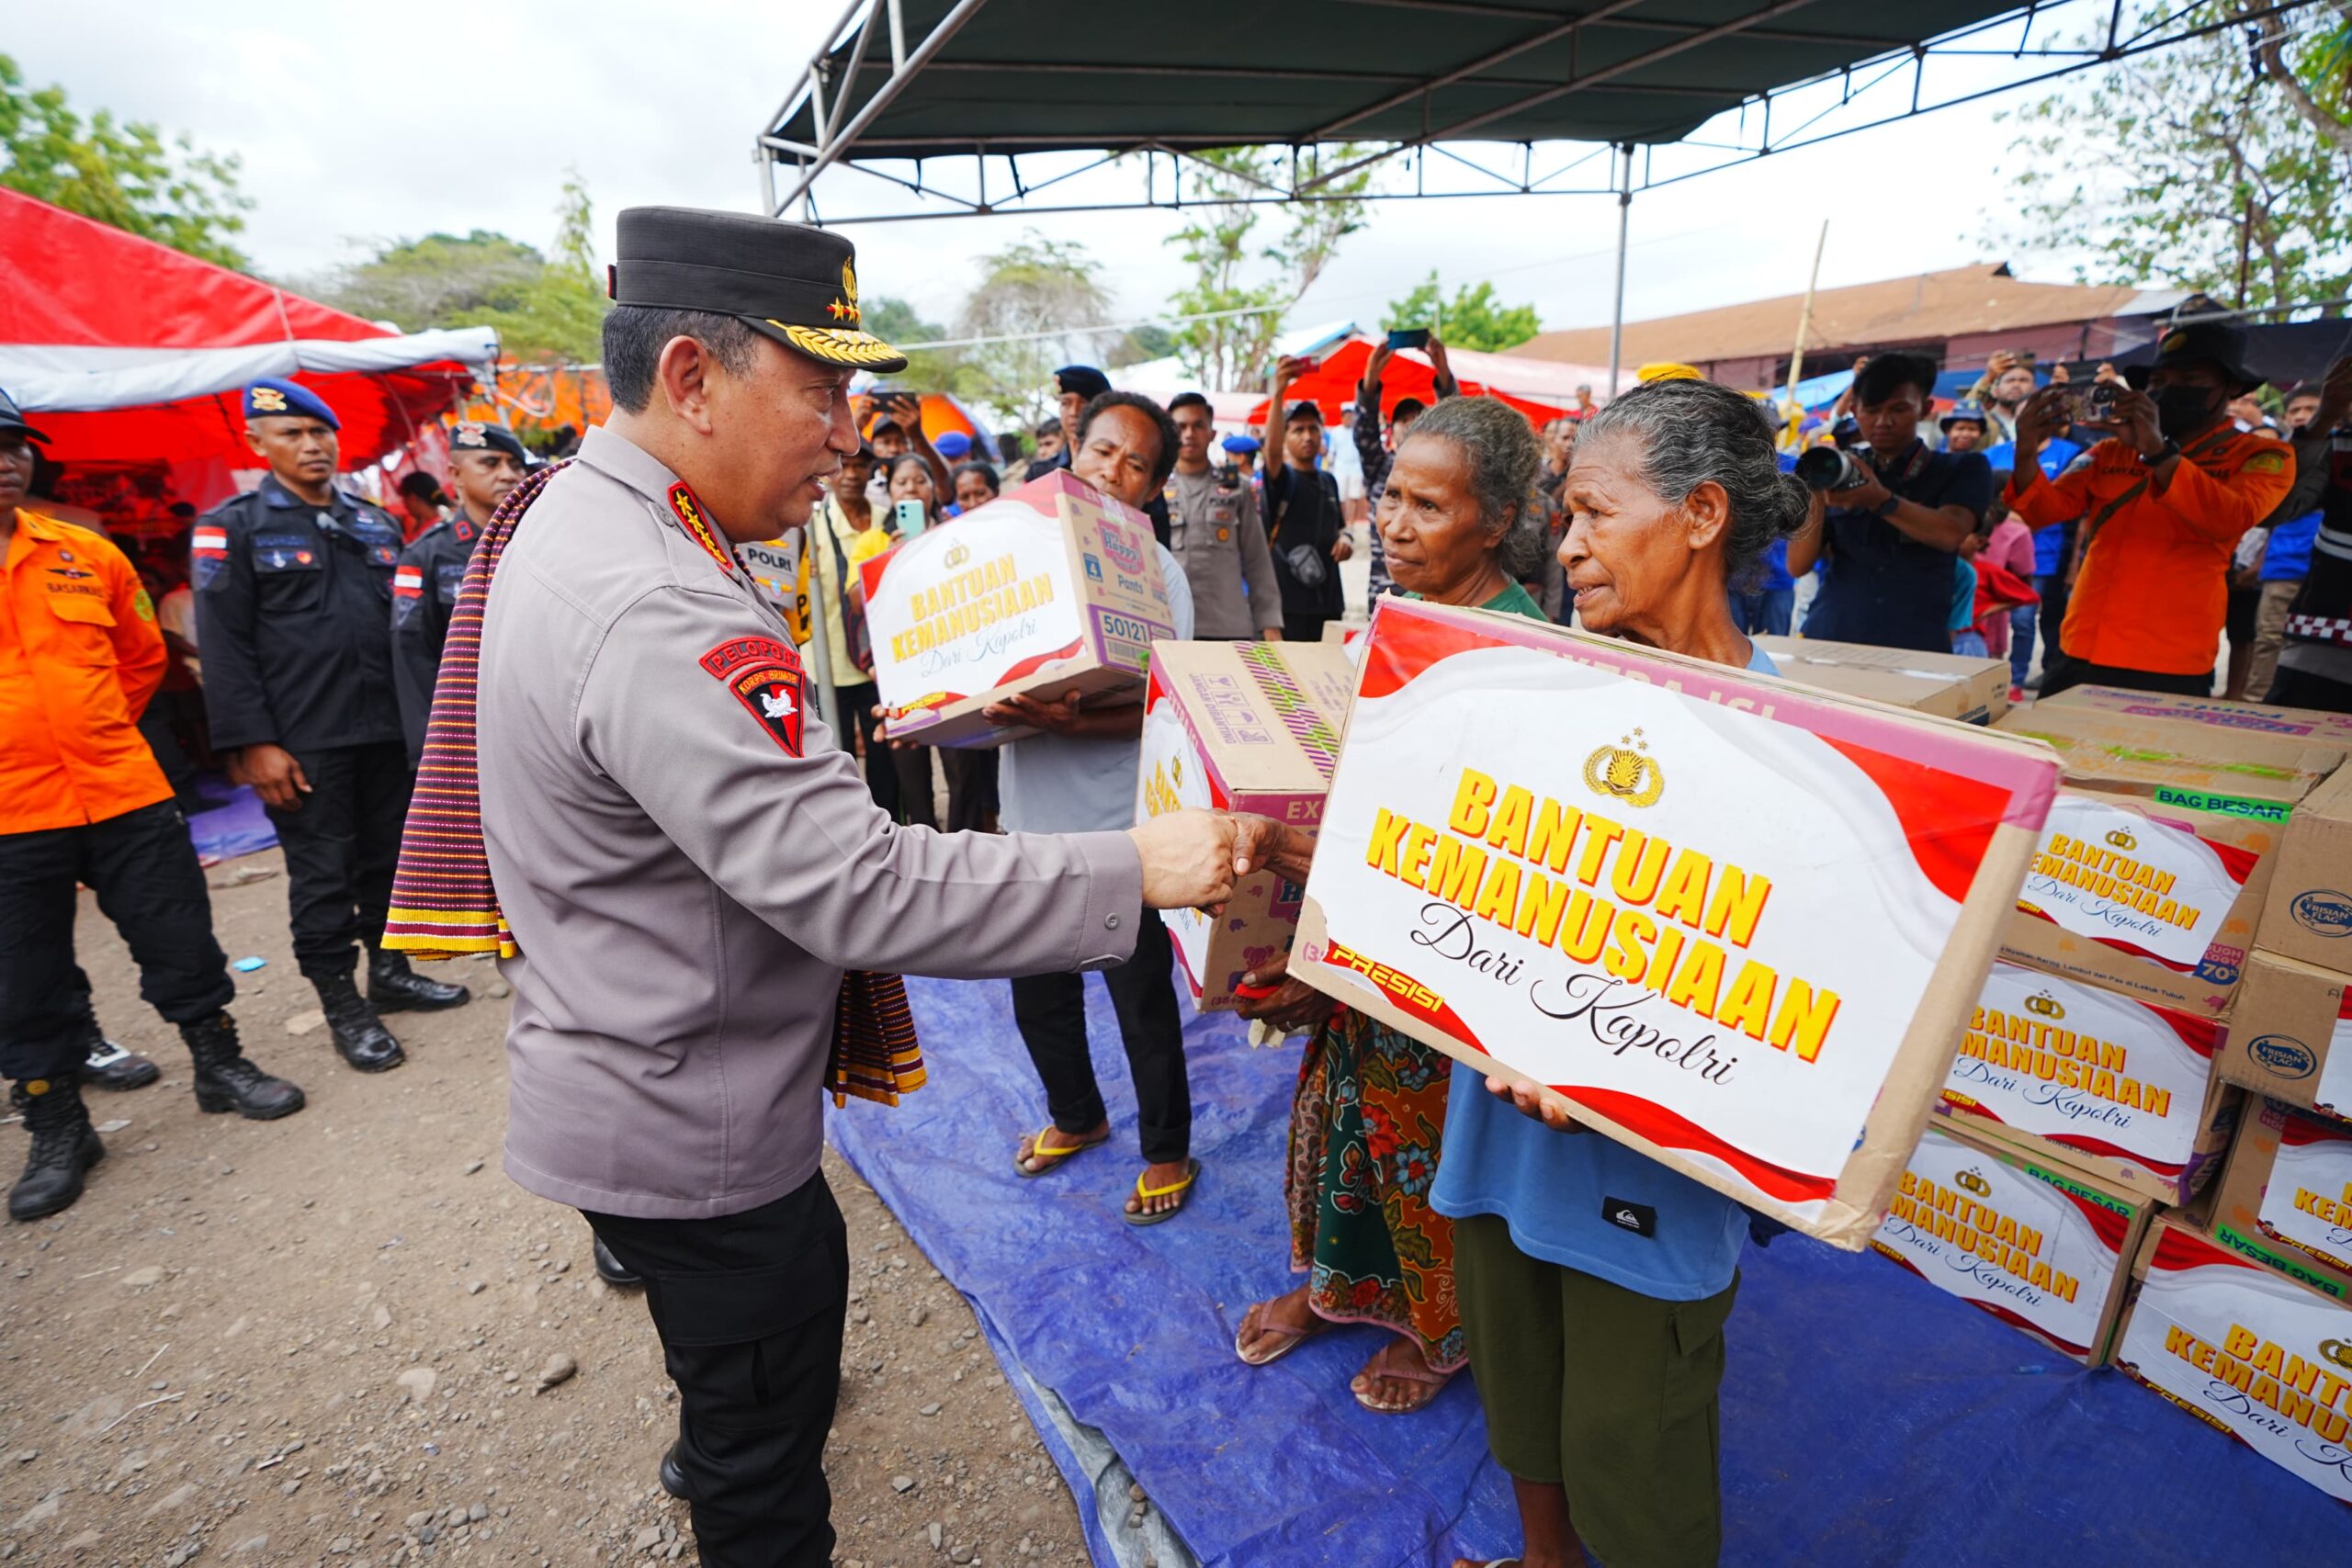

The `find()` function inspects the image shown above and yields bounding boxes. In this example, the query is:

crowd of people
[6,194,2352,1568]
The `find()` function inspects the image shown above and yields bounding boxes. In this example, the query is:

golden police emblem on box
[1584,729,1663,807]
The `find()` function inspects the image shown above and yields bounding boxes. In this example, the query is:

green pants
[1454,1213,1737,1568]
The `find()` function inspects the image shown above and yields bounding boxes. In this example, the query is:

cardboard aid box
[2001,783,2300,1017]
[1136,640,1356,1010]
[1871,1120,2153,1364]
[2261,764,2352,975]
[2112,1213,2352,1504]
[858,471,1174,748]
[2036,683,2352,765]
[1290,597,2061,1247]
[2219,949,2352,1122]
[2208,1098,2352,1300]
[1939,959,2237,1204]
[1753,636,2009,725]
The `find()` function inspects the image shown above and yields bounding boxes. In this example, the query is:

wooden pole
[1783,220,1830,433]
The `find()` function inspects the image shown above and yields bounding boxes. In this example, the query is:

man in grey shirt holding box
[461,209,1270,1567]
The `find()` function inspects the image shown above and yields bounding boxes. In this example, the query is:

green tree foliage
[1996,4,2352,312]
[313,175,608,363]
[1165,147,1375,389]
[953,233,1117,424]
[1381,273,1543,352]
[0,52,253,268]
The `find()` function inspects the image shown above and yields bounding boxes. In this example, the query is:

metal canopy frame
[754,1,2319,226]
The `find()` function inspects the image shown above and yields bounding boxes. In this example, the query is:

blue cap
[1939,401,1988,430]
[933,430,972,460]
[1055,366,1111,400]
[1221,434,1261,455]
[244,378,340,430]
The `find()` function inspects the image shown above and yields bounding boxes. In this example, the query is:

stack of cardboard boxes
[1866,684,2352,1503]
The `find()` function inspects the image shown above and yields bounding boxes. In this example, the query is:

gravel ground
[0,846,1089,1566]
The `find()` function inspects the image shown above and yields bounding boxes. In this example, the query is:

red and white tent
[0,188,492,476]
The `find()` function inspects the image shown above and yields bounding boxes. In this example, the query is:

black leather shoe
[307,970,404,1073]
[594,1236,641,1287]
[79,1035,161,1092]
[658,1441,691,1502]
[182,1011,306,1120]
[9,1078,103,1223]
[367,948,470,1014]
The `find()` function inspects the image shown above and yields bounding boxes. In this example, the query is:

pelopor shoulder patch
[668,482,737,576]
[700,634,805,756]
[2243,449,2288,475]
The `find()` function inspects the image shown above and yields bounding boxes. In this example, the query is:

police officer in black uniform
[195,380,468,1073]
[390,421,526,761]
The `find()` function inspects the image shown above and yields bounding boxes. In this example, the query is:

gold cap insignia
[1583,729,1663,808]
[2161,331,2188,354]
[1955,1169,1992,1197]
[827,258,863,324]
[250,387,288,412]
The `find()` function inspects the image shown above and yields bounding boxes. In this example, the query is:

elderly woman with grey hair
[1229,393,1552,1417]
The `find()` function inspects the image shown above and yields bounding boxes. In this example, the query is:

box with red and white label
[859,471,1174,749]
[1939,960,2237,1204]
[2209,1099,2352,1300]
[2112,1214,2352,1503]
[1290,598,2060,1248]
[1871,1121,2152,1364]
[2000,784,2299,1016]
[1136,640,1355,1011]
[2219,949,2352,1124]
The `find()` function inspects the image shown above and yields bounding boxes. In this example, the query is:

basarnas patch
[699,634,805,756]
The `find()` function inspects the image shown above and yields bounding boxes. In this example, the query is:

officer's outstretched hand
[232,743,311,812]
[1128,808,1245,910]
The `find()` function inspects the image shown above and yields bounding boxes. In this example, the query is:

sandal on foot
[1122,1157,1200,1226]
[1234,1299,1332,1367]
[1014,1124,1107,1179]
[1352,1343,1455,1415]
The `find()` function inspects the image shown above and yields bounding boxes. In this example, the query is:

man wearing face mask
[2010,322,2295,697]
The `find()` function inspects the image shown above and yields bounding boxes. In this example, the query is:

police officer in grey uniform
[195,381,467,1075]
[390,421,526,761]
[1164,391,1283,639]
[468,208,1278,1566]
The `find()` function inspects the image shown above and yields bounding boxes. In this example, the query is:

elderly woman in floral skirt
[1231,395,1553,1414]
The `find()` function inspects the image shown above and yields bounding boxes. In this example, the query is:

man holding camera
[1788,353,1990,652]
[2010,322,2295,698]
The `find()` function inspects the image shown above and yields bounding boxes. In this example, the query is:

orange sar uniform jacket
[2007,424,2295,676]
[0,508,173,834]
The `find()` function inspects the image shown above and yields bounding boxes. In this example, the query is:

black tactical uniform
[393,510,482,761]
[194,381,466,1070]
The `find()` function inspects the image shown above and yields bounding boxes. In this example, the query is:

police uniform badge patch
[392,564,425,627]
[191,525,229,589]
[700,635,805,756]
[2245,449,2288,475]
[668,483,737,576]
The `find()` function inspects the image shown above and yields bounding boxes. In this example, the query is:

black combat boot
[306,968,405,1073]
[659,1439,693,1501]
[366,945,470,1014]
[8,1077,104,1223]
[181,1011,307,1120]
[594,1236,641,1287]
[77,1016,161,1091]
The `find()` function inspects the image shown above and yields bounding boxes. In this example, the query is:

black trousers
[1009,907,1191,1164]
[2038,656,2212,701]
[2267,664,2352,713]
[582,1174,850,1568]
[0,799,232,1083]
[261,740,411,975]
[1283,614,1331,645]
[941,749,998,833]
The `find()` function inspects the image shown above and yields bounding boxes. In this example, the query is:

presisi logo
[2023,990,2066,1020]
[943,542,971,570]
[1324,940,1445,1013]
[1954,1168,1993,1197]
[2247,1034,2318,1079]
[2104,828,2138,852]
[1583,729,1664,808]
[2291,889,2352,938]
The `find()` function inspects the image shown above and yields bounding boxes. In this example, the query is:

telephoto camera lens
[1794,446,1866,491]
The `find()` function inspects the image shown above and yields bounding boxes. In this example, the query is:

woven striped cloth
[382,459,925,1109]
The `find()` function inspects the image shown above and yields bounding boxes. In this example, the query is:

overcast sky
[11,2,2110,356]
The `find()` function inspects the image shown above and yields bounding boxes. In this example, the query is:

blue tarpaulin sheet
[828,970,2352,1567]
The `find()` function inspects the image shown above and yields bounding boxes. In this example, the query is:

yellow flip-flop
[1014,1123,1107,1179]
[1123,1158,1201,1226]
